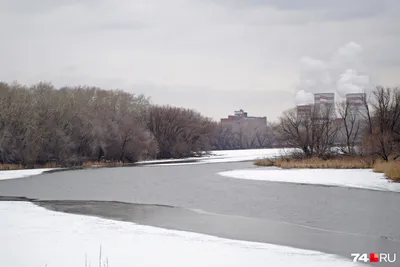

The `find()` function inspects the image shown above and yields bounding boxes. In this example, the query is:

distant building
[297,105,312,120]
[314,93,336,119]
[220,109,267,131]
[346,93,368,119]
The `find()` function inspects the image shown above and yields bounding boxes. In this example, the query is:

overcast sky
[1,0,399,121]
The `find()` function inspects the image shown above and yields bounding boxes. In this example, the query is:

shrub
[372,161,389,173]
[373,161,400,182]
[385,163,400,182]
[254,159,275,166]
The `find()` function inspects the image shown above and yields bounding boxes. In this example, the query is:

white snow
[0,168,53,181]
[0,148,284,181]
[150,148,295,166]
[205,148,293,162]
[0,201,363,267]
[219,168,400,192]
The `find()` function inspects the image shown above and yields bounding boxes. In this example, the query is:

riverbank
[219,168,400,192]
[0,159,197,171]
[255,158,400,182]
[0,148,291,171]
[0,159,202,180]
[0,201,363,267]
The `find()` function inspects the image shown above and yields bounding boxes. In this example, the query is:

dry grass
[0,164,24,170]
[0,163,59,170]
[372,161,389,173]
[254,159,275,167]
[81,161,124,168]
[373,161,400,182]
[0,161,125,171]
[255,157,374,169]
[256,157,400,182]
[42,162,59,168]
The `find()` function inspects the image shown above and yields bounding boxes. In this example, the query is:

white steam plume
[295,41,371,105]
[336,42,363,61]
[295,90,314,106]
[337,69,370,97]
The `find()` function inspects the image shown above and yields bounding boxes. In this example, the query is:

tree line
[1,81,397,166]
[0,81,276,166]
[210,122,277,150]
[0,82,210,166]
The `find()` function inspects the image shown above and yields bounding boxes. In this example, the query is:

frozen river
[0,161,399,266]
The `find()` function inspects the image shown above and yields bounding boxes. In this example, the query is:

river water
[0,161,399,264]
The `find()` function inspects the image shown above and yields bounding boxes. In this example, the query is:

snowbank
[150,148,294,166]
[204,148,292,162]
[0,168,53,181]
[0,149,291,179]
[219,168,400,192]
[0,201,362,267]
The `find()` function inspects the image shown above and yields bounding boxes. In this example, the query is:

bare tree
[210,124,237,150]
[210,122,275,150]
[337,100,362,155]
[364,86,400,160]
[145,105,214,159]
[255,123,276,148]
[279,105,340,158]
[237,124,255,149]
[0,82,155,166]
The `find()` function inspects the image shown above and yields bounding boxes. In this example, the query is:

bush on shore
[373,161,400,182]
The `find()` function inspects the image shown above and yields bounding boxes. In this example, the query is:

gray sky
[1,0,399,121]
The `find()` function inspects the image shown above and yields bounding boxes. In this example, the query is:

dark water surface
[0,162,399,264]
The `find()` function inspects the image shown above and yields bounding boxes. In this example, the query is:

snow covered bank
[0,148,284,182]
[0,168,54,181]
[219,168,400,192]
[201,148,292,163]
[0,149,291,179]
[0,201,362,267]
[207,148,293,161]
[149,148,294,166]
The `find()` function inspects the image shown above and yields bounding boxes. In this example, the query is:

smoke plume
[295,42,370,105]
[337,69,370,97]
[295,89,314,105]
